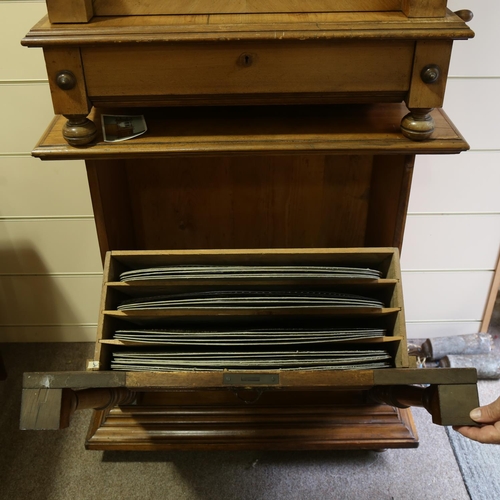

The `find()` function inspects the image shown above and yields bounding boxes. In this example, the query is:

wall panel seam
[406,319,482,323]
[0,323,98,327]
[0,216,95,221]
[407,212,500,216]
[0,153,34,158]
[402,269,495,272]
[0,80,48,85]
[461,149,500,152]
[0,273,102,277]
[449,76,500,80]
[1,1,45,4]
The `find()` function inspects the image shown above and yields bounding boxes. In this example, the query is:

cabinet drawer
[82,41,414,105]
[95,247,408,372]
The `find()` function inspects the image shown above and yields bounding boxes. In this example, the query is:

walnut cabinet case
[21,102,479,450]
[20,0,478,451]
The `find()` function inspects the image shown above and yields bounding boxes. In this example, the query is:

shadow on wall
[0,245,96,342]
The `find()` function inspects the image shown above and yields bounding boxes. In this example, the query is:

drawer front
[82,40,414,105]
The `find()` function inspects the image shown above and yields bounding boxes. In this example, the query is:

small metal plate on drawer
[223,373,279,386]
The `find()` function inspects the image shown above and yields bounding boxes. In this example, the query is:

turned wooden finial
[401,108,435,141]
[62,115,97,146]
[454,10,474,22]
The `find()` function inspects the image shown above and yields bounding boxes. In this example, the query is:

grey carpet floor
[0,343,471,500]
[446,379,500,500]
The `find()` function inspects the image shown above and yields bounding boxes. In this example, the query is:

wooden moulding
[86,404,419,451]
[23,12,473,46]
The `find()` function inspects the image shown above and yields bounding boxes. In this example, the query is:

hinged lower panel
[20,248,479,449]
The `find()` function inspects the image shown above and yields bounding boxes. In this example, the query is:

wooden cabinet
[20,2,478,450]
[21,103,479,449]
[22,4,473,144]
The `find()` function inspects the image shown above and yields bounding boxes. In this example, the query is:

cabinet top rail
[22,10,473,47]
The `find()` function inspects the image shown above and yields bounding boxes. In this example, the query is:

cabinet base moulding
[86,403,419,451]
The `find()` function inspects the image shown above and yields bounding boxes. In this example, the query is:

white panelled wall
[0,0,102,342]
[0,0,498,341]
[401,0,500,338]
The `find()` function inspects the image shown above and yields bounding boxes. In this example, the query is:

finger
[454,424,500,444]
[472,396,500,423]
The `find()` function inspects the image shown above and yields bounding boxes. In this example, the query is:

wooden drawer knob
[421,64,441,84]
[56,70,77,90]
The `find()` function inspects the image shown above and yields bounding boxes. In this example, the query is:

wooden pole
[481,251,500,332]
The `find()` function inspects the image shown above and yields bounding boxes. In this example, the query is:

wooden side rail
[20,368,478,430]
[20,371,134,430]
[20,387,136,430]
[369,383,479,426]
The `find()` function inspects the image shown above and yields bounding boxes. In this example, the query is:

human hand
[454,396,500,444]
